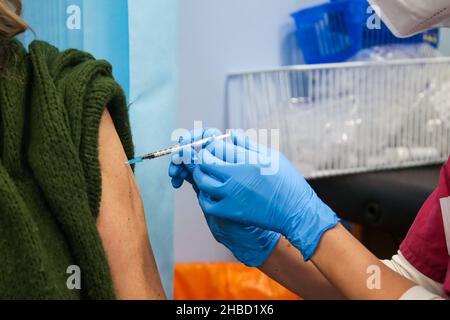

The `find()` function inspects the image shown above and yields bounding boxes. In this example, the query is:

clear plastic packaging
[349,43,442,62]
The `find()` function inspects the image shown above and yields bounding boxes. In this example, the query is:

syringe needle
[125,133,231,165]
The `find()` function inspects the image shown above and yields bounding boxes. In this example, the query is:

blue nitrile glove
[189,130,340,261]
[168,128,281,267]
[169,128,222,189]
[205,214,281,267]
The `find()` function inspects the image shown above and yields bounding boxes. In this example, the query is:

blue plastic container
[291,0,440,64]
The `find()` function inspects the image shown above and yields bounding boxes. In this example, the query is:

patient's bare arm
[96,110,166,300]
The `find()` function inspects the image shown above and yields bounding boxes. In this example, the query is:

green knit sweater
[0,40,134,299]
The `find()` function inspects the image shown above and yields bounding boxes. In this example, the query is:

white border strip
[439,197,450,256]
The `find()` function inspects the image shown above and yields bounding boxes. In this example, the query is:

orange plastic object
[174,262,301,300]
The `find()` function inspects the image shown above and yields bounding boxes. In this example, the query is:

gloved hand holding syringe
[126,132,231,165]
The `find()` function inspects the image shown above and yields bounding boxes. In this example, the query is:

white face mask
[369,0,450,38]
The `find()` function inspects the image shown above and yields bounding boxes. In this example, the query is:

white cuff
[400,286,445,300]
[382,251,444,296]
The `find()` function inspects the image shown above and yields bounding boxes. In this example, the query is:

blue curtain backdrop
[128,0,177,298]
[19,0,176,297]
[20,0,130,97]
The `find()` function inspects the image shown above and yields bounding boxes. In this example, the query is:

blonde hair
[0,0,27,39]
[0,0,27,66]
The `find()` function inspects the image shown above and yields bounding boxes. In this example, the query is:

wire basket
[226,58,450,179]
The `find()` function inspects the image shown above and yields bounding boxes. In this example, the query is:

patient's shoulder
[27,40,112,81]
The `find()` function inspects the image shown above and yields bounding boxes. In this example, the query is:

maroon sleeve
[400,160,450,295]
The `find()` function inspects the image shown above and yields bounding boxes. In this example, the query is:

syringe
[126,133,231,165]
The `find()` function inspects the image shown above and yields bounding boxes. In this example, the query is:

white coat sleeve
[382,251,446,300]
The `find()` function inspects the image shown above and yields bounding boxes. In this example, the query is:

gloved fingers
[197,149,233,182]
[192,182,200,195]
[203,214,222,237]
[170,144,202,189]
[179,169,189,181]
[202,128,223,143]
[199,148,229,166]
[170,150,195,177]
[207,138,249,164]
[169,156,184,189]
[171,177,184,189]
[208,141,267,165]
[205,214,243,233]
[176,146,198,173]
[231,130,276,167]
[168,162,184,178]
[171,152,183,166]
[169,163,190,188]
[193,166,227,200]
[230,129,262,152]
[198,191,226,218]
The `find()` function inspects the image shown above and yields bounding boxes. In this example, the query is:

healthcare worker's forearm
[311,224,416,300]
[259,237,345,300]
